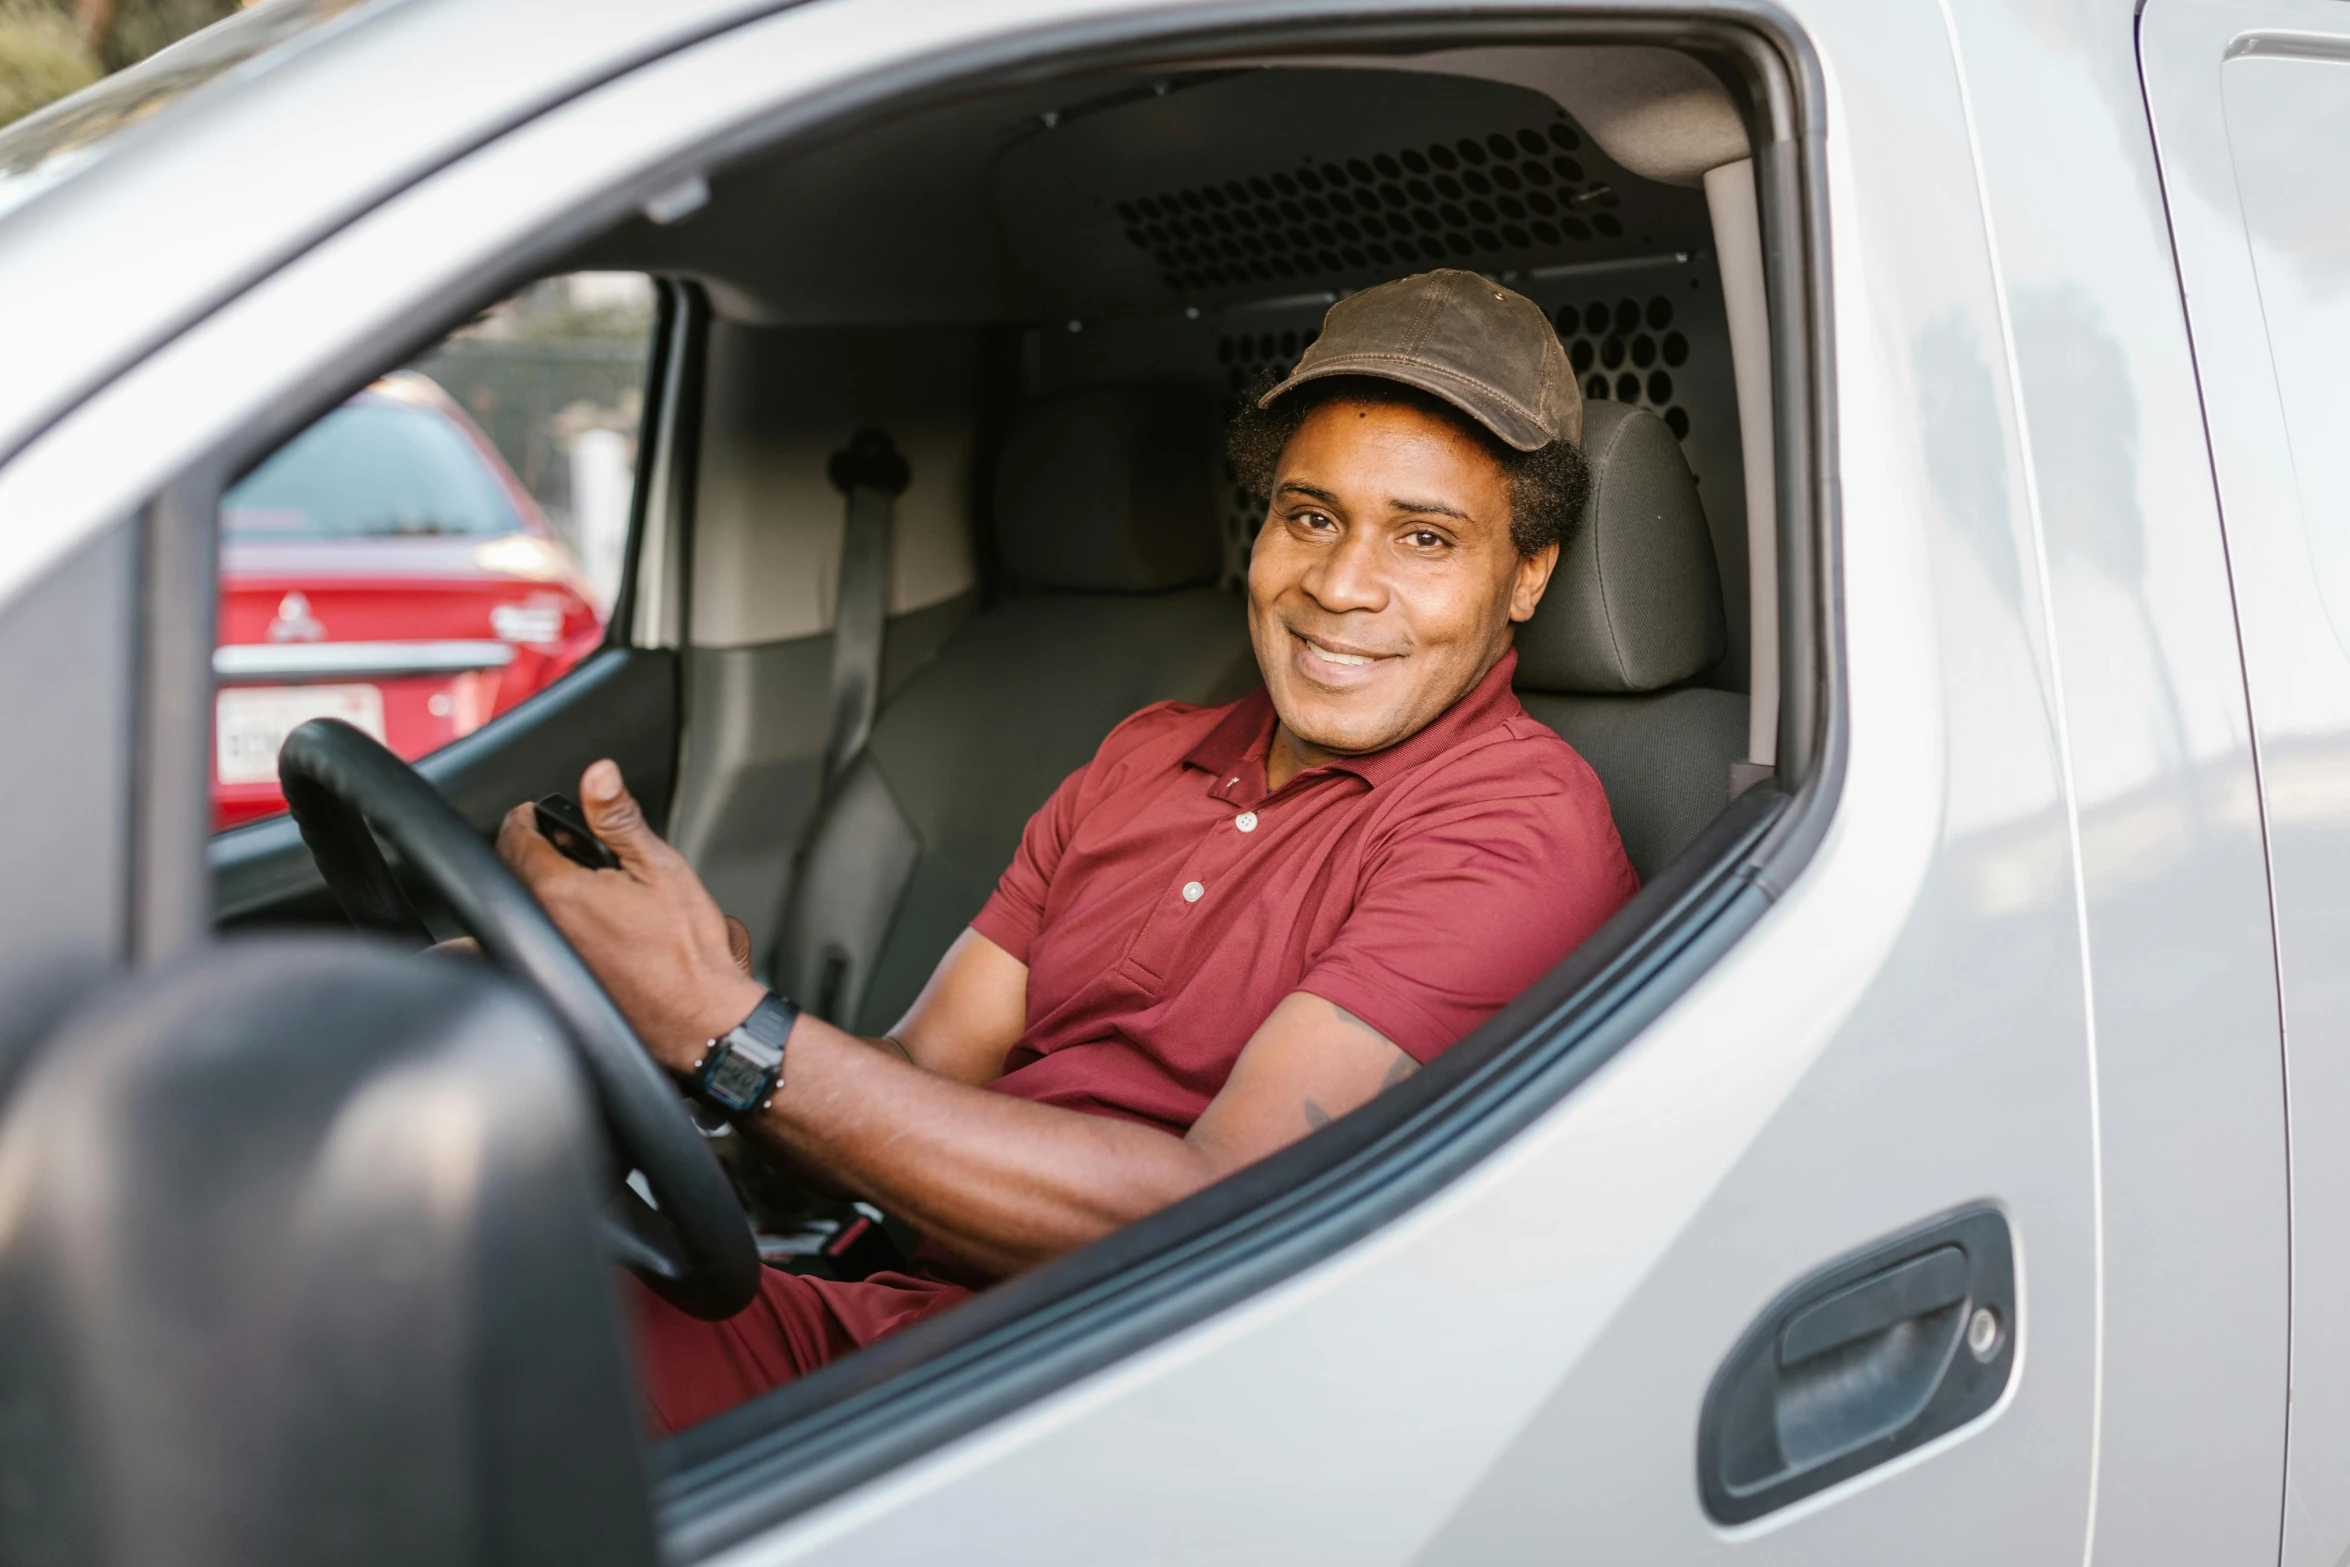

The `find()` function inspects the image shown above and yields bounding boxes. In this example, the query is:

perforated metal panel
[1212,326,1317,572]
[994,69,1707,314]
[1552,290,1696,441]
[1121,122,1626,296]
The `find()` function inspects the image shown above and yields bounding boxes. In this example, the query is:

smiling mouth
[1293,631,1399,672]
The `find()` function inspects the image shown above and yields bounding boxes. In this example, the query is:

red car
[212,372,608,830]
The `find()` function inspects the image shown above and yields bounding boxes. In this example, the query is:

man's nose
[1300,527,1388,614]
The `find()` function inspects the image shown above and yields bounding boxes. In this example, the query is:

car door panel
[1935,3,2293,1563]
[2142,7,2350,1561]
[660,2,2103,1560]
[0,522,137,1074]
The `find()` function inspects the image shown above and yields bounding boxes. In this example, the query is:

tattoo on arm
[1299,1007,1420,1130]
[1333,1004,1418,1090]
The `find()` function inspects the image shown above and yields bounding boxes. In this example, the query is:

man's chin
[1267,689,1411,760]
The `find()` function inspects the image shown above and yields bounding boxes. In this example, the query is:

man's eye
[1297,511,1338,532]
[1407,529,1446,548]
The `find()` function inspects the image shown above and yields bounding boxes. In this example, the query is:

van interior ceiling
[569,44,1776,987]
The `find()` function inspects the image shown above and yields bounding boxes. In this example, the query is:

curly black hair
[1226,371,1590,557]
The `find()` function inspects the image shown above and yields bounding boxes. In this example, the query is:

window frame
[626,11,1838,1557]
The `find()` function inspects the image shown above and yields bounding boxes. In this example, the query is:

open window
[173,9,1829,1549]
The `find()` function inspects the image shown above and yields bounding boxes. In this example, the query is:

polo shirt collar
[1185,646,1526,799]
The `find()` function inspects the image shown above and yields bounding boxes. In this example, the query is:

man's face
[1246,396,1560,761]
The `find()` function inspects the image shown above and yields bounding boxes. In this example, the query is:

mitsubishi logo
[267,590,326,643]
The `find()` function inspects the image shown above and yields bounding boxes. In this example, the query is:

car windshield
[222,398,524,540]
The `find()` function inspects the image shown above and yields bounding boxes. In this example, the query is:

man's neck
[1265,722,1348,793]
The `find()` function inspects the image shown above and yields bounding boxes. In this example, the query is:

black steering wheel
[277,718,760,1321]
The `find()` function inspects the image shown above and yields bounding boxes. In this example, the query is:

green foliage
[99,0,238,72]
[0,0,238,131]
[0,5,99,129]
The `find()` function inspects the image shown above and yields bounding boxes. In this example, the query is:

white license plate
[215,684,385,786]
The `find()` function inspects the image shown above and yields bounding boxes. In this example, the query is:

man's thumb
[580,759,656,862]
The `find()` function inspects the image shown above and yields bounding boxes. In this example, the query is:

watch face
[705,1047,770,1110]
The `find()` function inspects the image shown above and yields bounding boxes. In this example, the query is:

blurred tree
[0,0,235,129]
[0,3,98,127]
[84,0,239,72]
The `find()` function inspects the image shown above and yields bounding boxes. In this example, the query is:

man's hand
[432,903,748,972]
[497,759,765,1071]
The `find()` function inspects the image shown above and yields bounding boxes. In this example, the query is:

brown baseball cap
[1257,268,1582,450]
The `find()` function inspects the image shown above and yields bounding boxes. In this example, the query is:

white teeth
[1309,644,1373,666]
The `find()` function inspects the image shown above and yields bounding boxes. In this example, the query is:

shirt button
[1182,880,1205,903]
[1235,812,1258,833]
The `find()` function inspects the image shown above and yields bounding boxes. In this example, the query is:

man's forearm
[739,1015,1221,1274]
[720,1030,913,1203]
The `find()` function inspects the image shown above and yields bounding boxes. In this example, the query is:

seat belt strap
[819,429,910,793]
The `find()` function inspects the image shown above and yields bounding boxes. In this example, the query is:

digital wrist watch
[693,991,799,1115]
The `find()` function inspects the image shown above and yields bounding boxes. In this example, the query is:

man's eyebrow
[1275,480,1475,523]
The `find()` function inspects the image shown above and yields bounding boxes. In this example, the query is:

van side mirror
[0,938,656,1567]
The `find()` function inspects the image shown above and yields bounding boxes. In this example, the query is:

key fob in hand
[534,793,620,871]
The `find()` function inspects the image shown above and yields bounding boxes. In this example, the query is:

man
[501,270,1640,1432]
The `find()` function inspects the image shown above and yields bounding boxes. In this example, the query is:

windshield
[223,398,524,540]
[0,0,374,224]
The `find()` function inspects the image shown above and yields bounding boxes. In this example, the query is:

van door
[2142,5,2350,1563]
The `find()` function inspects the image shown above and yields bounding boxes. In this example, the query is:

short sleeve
[1298,762,1638,1063]
[969,762,1088,964]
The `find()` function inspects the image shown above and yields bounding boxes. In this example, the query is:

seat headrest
[1515,401,1726,694]
[993,384,1226,593]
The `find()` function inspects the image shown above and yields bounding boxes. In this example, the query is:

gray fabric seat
[774,384,1255,1033]
[1514,400,1748,881]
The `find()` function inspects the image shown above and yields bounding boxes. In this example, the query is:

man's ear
[1508,540,1562,624]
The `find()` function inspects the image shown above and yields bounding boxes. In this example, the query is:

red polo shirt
[972,647,1638,1129]
[629,649,1637,1434]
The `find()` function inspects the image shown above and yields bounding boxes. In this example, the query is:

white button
[1182,880,1205,903]
[1235,812,1258,833]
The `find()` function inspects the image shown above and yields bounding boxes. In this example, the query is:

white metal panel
[2142,7,2350,1563]
[1941,2,2288,1563]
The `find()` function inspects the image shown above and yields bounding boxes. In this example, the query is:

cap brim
[1256,355,1565,451]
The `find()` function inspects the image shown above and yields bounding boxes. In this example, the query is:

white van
[0,0,2341,1560]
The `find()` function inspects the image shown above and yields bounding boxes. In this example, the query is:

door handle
[1697,1206,2016,1523]
[1778,1245,1967,1364]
